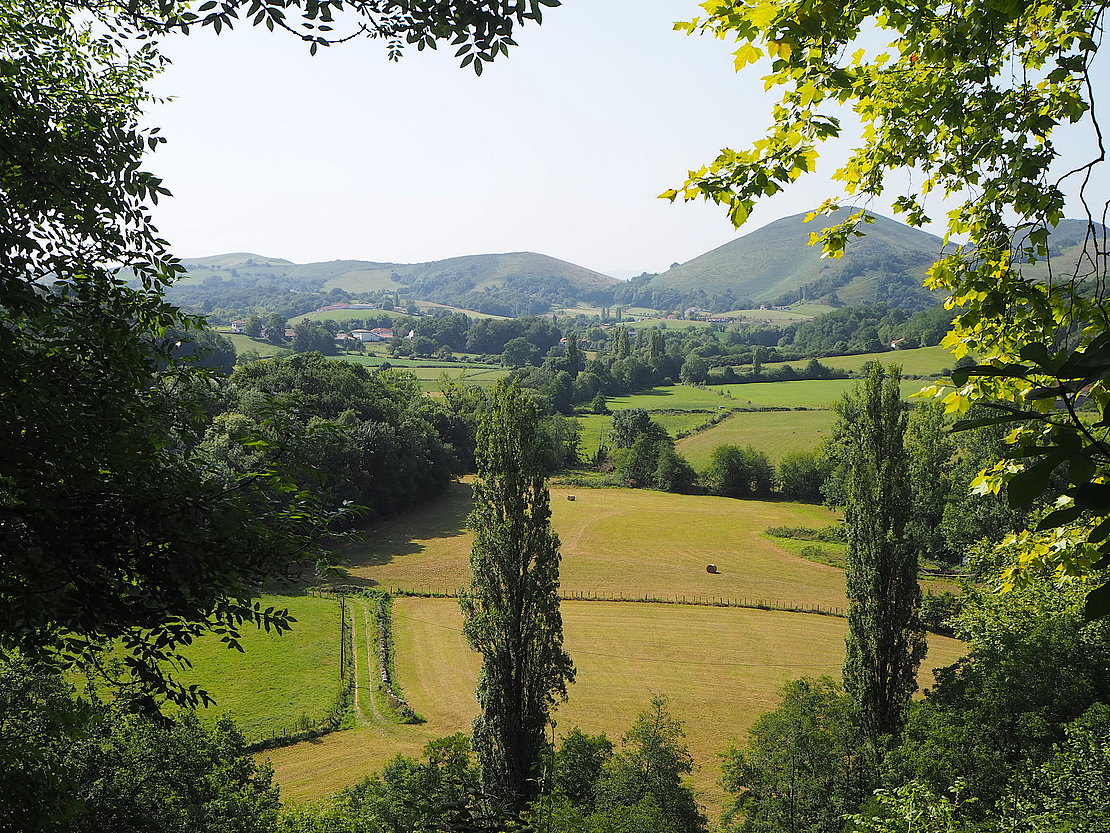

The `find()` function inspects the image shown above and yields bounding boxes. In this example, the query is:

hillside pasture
[606,385,734,411]
[328,356,508,389]
[413,300,510,319]
[338,483,849,609]
[676,409,840,467]
[178,594,342,739]
[622,317,715,330]
[710,378,928,407]
[759,345,955,377]
[290,307,408,324]
[219,332,288,357]
[321,268,403,294]
[576,411,716,457]
[716,307,826,322]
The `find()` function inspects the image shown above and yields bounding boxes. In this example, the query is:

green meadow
[710,378,929,407]
[676,409,840,467]
[178,594,342,739]
[760,345,956,377]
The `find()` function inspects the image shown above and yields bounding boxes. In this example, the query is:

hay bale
[567,495,576,501]
[706,564,719,574]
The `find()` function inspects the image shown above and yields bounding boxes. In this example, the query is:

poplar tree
[460,380,575,813]
[835,363,926,741]
[563,332,581,378]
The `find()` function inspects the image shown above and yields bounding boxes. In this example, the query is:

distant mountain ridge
[175,250,619,317]
[176,213,1106,317]
[629,209,951,312]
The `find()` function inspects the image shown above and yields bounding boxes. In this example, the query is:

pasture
[338,482,849,609]
[329,356,508,390]
[178,594,342,738]
[220,332,288,357]
[676,409,839,467]
[760,345,956,377]
[606,385,735,411]
[413,300,509,319]
[710,378,928,408]
[264,598,965,810]
[289,307,407,325]
[576,411,714,456]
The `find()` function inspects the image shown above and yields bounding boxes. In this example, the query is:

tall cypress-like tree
[460,380,575,813]
[835,363,926,741]
[564,332,582,378]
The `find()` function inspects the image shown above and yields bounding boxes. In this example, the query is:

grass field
[220,332,288,357]
[338,482,849,608]
[676,409,840,467]
[760,345,956,377]
[264,598,964,811]
[576,411,715,457]
[413,301,509,319]
[711,378,930,408]
[178,594,342,738]
[622,318,716,330]
[326,356,508,390]
[716,307,829,322]
[289,308,408,325]
[606,385,735,411]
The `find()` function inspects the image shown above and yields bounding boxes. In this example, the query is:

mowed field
[607,385,735,411]
[339,482,849,609]
[677,409,840,466]
[266,597,964,811]
[576,411,712,457]
[759,345,956,377]
[329,356,509,390]
[711,378,928,407]
[219,332,289,357]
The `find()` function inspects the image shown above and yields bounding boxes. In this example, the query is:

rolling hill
[174,251,621,317]
[636,208,950,311]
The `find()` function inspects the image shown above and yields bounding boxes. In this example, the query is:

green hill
[640,208,949,310]
[175,251,620,317]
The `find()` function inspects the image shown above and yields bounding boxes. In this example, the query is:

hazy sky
[146,0,1106,277]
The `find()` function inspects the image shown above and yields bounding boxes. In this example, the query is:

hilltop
[173,251,620,318]
[626,209,950,312]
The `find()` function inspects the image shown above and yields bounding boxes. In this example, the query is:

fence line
[389,586,847,619]
[245,592,354,752]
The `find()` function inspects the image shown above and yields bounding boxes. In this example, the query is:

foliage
[164,326,238,375]
[667,0,1110,614]
[550,729,614,811]
[276,734,481,833]
[904,401,955,562]
[502,336,539,368]
[721,677,874,833]
[609,409,666,449]
[587,697,706,833]
[460,381,575,812]
[776,449,828,502]
[833,364,925,739]
[892,551,1110,813]
[291,321,338,355]
[703,445,774,498]
[211,353,457,522]
[0,663,279,833]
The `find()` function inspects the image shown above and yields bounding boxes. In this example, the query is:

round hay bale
[706,564,719,574]
[567,495,576,501]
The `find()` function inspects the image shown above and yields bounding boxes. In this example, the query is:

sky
[145,0,1107,278]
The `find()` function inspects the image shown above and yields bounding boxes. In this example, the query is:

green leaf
[1083,580,1110,620]
[1036,505,1083,531]
[1007,456,1063,509]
